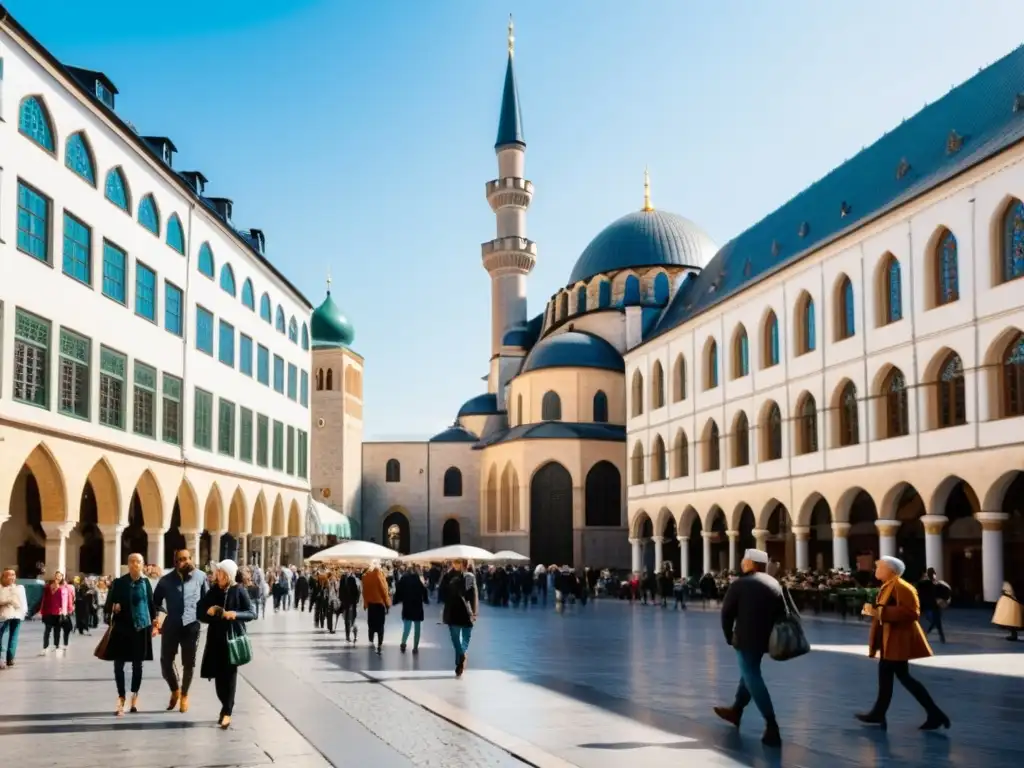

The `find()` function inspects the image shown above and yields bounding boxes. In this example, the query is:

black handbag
[769,586,811,661]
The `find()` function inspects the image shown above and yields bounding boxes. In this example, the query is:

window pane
[135,263,156,321]
[61,212,91,284]
[133,361,156,437]
[273,355,284,393]
[98,346,126,429]
[194,388,213,450]
[240,335,253,376]
[14,309,51,407]
[196,307,214,354]
[287,363,297,400]
[164,282,183,336]
[240,408,253,463]
[162,373,182,445]
[138,195,159,235]
[256,414,269,467]
[101,241,127,304]
[58,328,90,418]
[286,426,295,475]
[17,181,50,263]
[218,320,234,367]
[218,399,235,456]
[300,370,309,407]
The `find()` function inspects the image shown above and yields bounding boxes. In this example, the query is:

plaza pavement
[1,599,1021,768]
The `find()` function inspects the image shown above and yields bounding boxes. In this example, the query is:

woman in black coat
[394,566,429,654]
[101,553,157,716]
[197,560,255,729]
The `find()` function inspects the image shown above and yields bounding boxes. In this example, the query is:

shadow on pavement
[0,721,206,736]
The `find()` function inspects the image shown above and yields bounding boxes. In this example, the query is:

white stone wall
[361,442,429,550]
[427,442,482,547]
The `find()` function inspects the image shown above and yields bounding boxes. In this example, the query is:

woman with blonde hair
[361,560,390,654]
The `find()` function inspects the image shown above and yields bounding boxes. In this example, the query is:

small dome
[457,392,501,418]
[502,326,530,347]
[521,331,624,374]
[310,291,354,349]
[429,425,479,443]
[568,209,717,285]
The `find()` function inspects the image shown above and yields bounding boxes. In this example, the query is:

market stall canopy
[306,498,354,539]
[304,540,399,564]
[492,550,529,563]
[397,544,496,564]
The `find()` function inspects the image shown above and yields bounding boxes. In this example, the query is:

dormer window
[96,81,113,108]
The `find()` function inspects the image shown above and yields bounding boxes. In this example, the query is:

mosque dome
[521,331,624,374]
[310,290,355,349]
[457,392,502,418]
[429,425,479,443]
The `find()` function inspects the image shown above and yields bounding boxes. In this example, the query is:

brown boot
[179,694,189,713]
[713,706,742,728]
[166,690,180,711]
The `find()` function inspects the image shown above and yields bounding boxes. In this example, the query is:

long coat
[197,584,256,680]
[394,572,429,623]
[101,574,156,663]
[868,577,933,662]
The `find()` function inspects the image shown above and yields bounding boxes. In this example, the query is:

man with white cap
[713,548,785,747]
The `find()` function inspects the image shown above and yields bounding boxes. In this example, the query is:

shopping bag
[769,586,811,661]
[226,622,253,666]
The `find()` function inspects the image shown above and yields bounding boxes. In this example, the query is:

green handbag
[224,588,253,666]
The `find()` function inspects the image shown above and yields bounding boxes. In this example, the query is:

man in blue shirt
[153,549,207,713]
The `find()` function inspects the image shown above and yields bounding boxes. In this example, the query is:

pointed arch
[630,441,645,485]
[104,166,131,212]
[761,400,783,461]
[879,365,910,438]
[84,458,121,526]
[933,227,960,306]
[672,429,689,478]
[260,293,272,323]
[249,489,268,536]
[672,354,687,401]
[631,369,644,416]
[732,411,750,467]
[795,291,815,354]
[832,379,860,447]
[138,194,160,235]
[702,419,720,472]
[301,323,310,351]
[204,482,227,532]
[795,392,819,454]
[326,368,334,391]
[704,337,719,389]
[275,306,286,333]
[485,465,498,533]
[834,274,855,340]
[133,468,165,528]
[650,360,665,408]
[933,350,966,429]
[879,253,903,325]
[500,463,514,532]
[166,213,185,254]
[176,477,201,532]
[65,131,96,184]
[762,309,780,368]
[649,434,667,481]
[287,499,302,537]
[996,329,1024,418]
[241,278,255,310]
[288,316,298,344]
[998,197,1024,284]
[732,324,750,378]
[198,242,215,278]
[18,95,55,152]
[220,263,236,296]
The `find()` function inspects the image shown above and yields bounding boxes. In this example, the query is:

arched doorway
[75,482,103,575]
[122,491,148,563]
[2,446,66,579]
[382,509,410,554]
[163,500,185,570]
[1001,472,1024,592]
[847,490,879,572]
[707,508,728,573]
[893,484,925,581]
[939,478,982,602]
[687,516,703,577]
[662,516,680,573]
[808,497,833,570]
[737,505,756,555]
[529,462,573,567]
[442,518,461,546]
[764,502,793,569]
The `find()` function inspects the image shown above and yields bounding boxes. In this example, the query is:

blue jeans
[734,650,776,723]
[0,619,21,663]
[401,620,421,648]
[448,625,472,660]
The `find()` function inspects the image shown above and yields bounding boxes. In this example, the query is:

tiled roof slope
[650,45,1024,341]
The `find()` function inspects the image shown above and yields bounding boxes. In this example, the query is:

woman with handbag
[197,560,255,729]
[100,553,158,716]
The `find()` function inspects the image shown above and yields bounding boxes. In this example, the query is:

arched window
[882,368,910,438]
[517,393,523,425]
[385,459,401,483]
[733,412,750,467]
[166,214,185,254]
[241,279,255,310]
[558,292,569,319]
[443,467,463,497]
[836,276,855,340]
[326,369,334,390]
[706,340,719,389]
[260,294,272,323]
[138,194,160,235]
[763,311,780,368]
[275,307,286,334]
[650,435,667,481]
[288,317,298,343]
[631,369,644,417]
[18,96,54,152]
[301,323,310,351]
[624,274,641,304]
[936,352,966,428]
[796,293,815,354]
[315,369,324,391]
[705,421,720,472]
[219,264,236,296]
[592,390,608,422]
[839,382,859,447]
[672,430,689,477]
[598,281,612,308]
[733,326,749,378]
[672,354,686,402]
[1001,199,1024,284]
[882,255,903,324]
[653,272,670,303]
[651,361,665,408]
[541,391,561,421]
[764,402,783,460]
[798,395,818,454]
[104,167,131,212]
[630,442,645,485]
[198,243,215,278]
[65,132,95,184]
[935,229,959,306]
[1003,332,1024,418]
[576,285,587,313]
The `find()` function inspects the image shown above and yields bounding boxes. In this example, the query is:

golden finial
[508,14,515,56]
[642,166,654,212]
[326,268,332,294]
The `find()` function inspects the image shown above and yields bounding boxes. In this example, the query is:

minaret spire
[642,167,654,212]
[495,15,524,149]
[508,14,515,57]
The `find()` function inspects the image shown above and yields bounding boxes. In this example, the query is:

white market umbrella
[305,540,399,564]
[492,550,529,563]
[398,544,496,564]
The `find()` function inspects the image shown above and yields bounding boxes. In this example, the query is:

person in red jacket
[39,571,74,656]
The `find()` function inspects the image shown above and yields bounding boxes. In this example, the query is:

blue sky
[12,0,1024,439]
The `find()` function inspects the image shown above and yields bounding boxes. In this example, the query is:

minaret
[482,15,535,400]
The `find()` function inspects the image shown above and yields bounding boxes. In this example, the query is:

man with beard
[153,549,208,713]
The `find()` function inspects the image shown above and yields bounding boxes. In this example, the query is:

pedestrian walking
[713,548,785,747]
[362,560,391,654]
[992,580,1023,641]
[73,577,96,635]
[39,570,74,656]
[198,560,256,730]
[0,567,26,669]
[441,558,478,678]
[101,553,158,717]
[295,570,310,612]
[916,567,951,643]
[856,556,950,731]
[395,565,429,654]
[153,549,208,714]
[341,569,360,642]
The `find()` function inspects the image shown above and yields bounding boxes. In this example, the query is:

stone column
[831,522,851,570]
[701,531,713,573]
[726,530,739,571]
[977,512,1008,603]
[274,536,285,568]
[752,528,769,552]
[679,536,690,578]
[41,522,75,577]
[920,515,948,579]
[236,535,247,566]
[629,537,641,573]
[144,528,167,570]
[97,523,125,577]
[875,520,900,560]
[179,529,202,561]
[792,526,810,571]
[209,531,223,564]
[651,536,664,572]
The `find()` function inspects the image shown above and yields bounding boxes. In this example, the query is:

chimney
[249,229,266,254]
[179,170,208,196]
[207,197,233,223]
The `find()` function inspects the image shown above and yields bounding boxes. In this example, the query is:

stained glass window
[260,294,272,323]
[99,346,127,429]
[166,214,185,254]
[884,369,909,438]
[101,241,127,304]
[104,168,130,212]
[135,263,156,321]
[198,243,214,278]
[1004,333,1024,418]
[13,310,50,407]
[933,229,960,305]
[937,353,965,428]
[220,264,236,296]
[840,382,859,447]
[162,373,182,445]
[58,329,90,419]
[16,181,50,263]
[18,96,54,151]
[242,279,255,310]
[65,133,95,184]
[138,195,160,235]
[1002,199,1024,283]
[764,312,779,367]
[62,213,91,285]
[133,362,157,438]
[886,257,903,323]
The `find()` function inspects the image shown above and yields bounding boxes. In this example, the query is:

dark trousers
[160,622,200,694]
[871,659,942,717]
[42,616,71,648]
[214,666,238,717]
[924,609,945,643]
[115,658,144,697]
[342,605,357,638]
[367,604,386,646]
[297,596,307,611]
